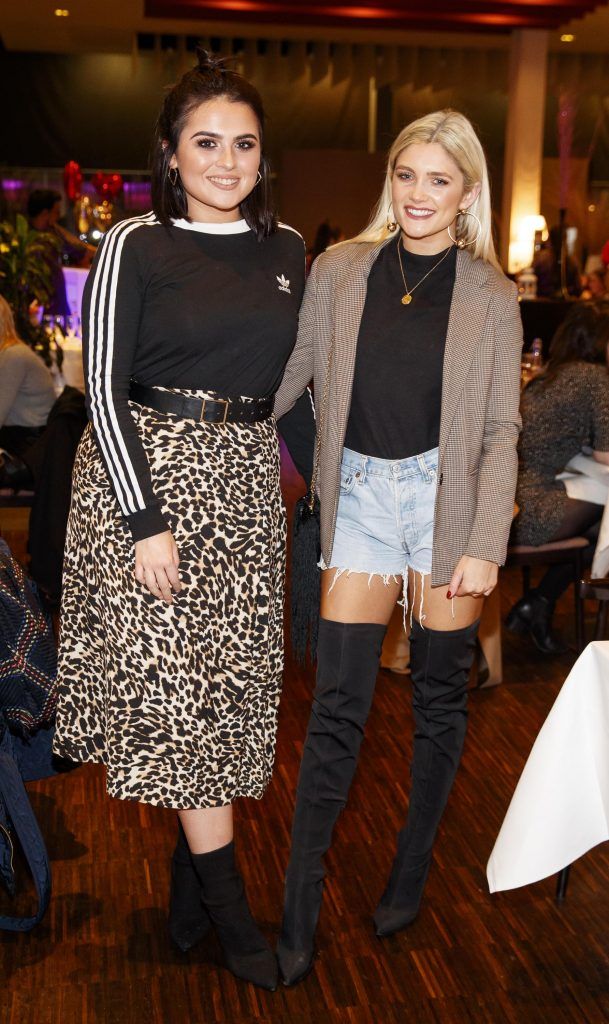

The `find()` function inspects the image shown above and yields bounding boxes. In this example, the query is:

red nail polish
[446,591,452,599]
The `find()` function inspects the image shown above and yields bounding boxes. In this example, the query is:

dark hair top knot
[195,46,233,76]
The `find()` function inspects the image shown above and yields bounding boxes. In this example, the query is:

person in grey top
[0,295,56,480]
[508,303,609,652]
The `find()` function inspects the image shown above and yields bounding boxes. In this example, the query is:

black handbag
[290,340,334,664]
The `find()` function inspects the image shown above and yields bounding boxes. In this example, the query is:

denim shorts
[321,446,438,583]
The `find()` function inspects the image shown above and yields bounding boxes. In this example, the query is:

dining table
[487,640,609,893]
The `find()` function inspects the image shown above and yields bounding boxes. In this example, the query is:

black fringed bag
[290,340,334,664]
[290,491,321,663]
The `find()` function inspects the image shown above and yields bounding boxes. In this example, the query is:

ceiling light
[560,33,575,43]
[54,8,70,16]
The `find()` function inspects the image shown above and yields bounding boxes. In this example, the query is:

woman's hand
[134,531,181,604]
[447,556,498,599]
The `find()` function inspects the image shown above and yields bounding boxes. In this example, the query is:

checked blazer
[274,240,524,587]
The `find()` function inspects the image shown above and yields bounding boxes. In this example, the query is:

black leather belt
[129,382,275,425]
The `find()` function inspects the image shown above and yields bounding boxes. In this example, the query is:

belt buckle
[200,397,229,424]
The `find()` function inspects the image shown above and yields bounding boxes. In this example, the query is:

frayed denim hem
[319,558,440,631]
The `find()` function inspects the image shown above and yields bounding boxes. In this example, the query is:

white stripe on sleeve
[87,212,157,515]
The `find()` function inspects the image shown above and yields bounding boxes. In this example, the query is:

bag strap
[307,334,334,512]
[0,741,51,931]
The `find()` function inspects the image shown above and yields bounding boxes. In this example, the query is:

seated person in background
[27,189,94,318]
[508,303,609,653]
[0,296,56,487]
[580,268,608,302]
[533,224,581,298]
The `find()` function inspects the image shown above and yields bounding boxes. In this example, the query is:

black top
[82,213,305,540]
[344,241,457,460]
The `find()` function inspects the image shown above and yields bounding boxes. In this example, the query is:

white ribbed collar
[171,218,250,235]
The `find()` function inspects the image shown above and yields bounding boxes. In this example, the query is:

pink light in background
[123,181,152,212]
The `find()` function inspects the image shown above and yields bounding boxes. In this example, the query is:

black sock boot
[374,618,478,938]
[168,821,211,952]
[278,619,387,986]
[191,840,278,991]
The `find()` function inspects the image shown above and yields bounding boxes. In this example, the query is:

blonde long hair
[0,296,22,352]
[350,109,501,270]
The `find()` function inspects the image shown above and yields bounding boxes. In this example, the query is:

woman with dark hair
[53,50,309,991]
[508,303,609,652]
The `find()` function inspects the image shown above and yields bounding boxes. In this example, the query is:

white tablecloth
[487,641,609,892]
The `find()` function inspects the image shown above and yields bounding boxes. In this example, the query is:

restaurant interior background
[2,0,609,272]
[4,5,609,1024]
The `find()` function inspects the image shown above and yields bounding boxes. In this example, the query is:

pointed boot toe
[277,943,315,987]
[169,909,211,953]
[373,904,418,938]
[224,947,279,991]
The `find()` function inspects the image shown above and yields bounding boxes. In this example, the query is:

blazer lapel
[439,250,493,451]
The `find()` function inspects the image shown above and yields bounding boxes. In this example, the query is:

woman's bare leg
[407,568,483,630]
[321,568,403,624]
[178,805,233,854]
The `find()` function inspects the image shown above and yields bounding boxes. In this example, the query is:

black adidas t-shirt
[82,214,306,540]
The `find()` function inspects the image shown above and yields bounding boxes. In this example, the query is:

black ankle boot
[373,618,478,938]
[168,823,210,952]
[505,592,568,655]
[278,619,387,986]
[191,841,278,991]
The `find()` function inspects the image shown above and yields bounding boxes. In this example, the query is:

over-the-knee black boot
[191,841,278,991]
[278,618,387,986]
[168,821,210,952]
[373,618,478,938]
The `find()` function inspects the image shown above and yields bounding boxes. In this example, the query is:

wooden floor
[2,467,609,1024]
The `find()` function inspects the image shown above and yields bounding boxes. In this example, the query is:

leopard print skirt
[54,395,286,809]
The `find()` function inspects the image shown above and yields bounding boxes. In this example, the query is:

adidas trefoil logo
[277,274,291,294]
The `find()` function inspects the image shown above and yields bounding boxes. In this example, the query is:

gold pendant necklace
[397,236,454,306]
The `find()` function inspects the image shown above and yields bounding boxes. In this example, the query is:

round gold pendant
[401,293,412,305]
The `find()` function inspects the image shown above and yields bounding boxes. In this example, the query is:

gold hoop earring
[255,170,262,186]
[447,208,482,249]
[386,207,397,232]
[168,166,179,187]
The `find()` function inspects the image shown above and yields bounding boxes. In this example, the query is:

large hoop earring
[168,166,179,187]
[386,206,397,232]
[448,208,482,249]
[255,170,262,186]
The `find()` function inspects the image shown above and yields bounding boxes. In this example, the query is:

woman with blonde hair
[0,296,55,486]
[273,109,523,985]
